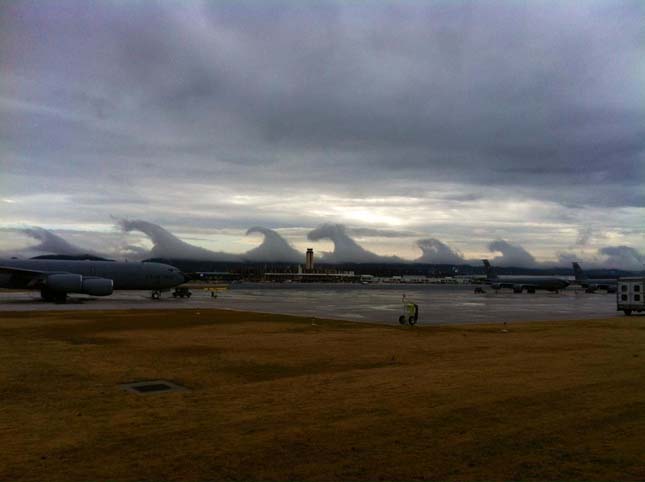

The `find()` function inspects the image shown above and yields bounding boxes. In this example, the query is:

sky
[1,0,644,268]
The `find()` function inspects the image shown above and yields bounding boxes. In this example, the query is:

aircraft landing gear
[41,289,67,303]
[151,290,161,300]
[41,289,56,302]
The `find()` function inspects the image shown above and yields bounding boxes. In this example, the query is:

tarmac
[0,284,620,324]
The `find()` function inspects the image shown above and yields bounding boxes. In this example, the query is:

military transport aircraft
[0,258,186,302]
[482,259,569,293]
[572,262,617,293]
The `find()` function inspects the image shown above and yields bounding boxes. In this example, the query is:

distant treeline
[27,254,641,278]
[141,258,641,279]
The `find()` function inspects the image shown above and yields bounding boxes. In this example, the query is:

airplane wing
[495,282,520,289]
[0,265,59,288]
[490,281,538,289]
[0,265,49,275]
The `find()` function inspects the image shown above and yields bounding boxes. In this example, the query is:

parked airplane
[572,262,617,293]
[0,258,186,302]
[482,259,569,293]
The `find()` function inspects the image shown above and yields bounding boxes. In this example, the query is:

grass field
[1,309,644,481]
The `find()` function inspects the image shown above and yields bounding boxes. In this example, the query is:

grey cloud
[0,226,135,260]
[3,222,643,271]
[440,193,483,203]
[2,1,643,207]
[487,240,537,268]
[556,251,580,267]
[118,218,240,261]
[0,1,644,260]
[557,245,644,271]
[598,245,644,271]
[575,226,593,246]
[244,227,302,263]
[307,223,404,263]
[119,244,150,260]
[21,227,94,256]
[415,238,465,265]
[118,219,302,263]
[348,227,418,239]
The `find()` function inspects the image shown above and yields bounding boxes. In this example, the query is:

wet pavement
[0,283,621,325]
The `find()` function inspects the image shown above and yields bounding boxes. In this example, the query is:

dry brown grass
[0,309,644,481]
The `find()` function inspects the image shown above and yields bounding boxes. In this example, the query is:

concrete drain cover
[120,380,188,395]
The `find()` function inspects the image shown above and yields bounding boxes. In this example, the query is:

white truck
[617,277,645,315]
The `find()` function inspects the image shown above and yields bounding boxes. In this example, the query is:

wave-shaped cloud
[598,246,644,271]
[21,227,89,255]
[559,245,644,271]
[118,219,240,261]
[416,238,465,264]
[307,223,404,263]
[3,221,641,271]
[118,219,302,263]
[487,239,538,268]
[244,227,302,263]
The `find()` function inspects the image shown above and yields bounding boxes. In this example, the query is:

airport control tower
[305,248,314,271]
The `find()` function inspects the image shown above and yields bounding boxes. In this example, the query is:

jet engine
[45,274,113,296]
[46,273,83,292]
[81,277,113,296]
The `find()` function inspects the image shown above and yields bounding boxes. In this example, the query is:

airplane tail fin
[482,259,497,280]
[572,262,586,281]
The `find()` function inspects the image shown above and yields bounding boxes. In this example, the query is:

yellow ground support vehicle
[398,295,419,326]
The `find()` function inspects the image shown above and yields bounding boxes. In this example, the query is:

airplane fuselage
[486,276,569,292]
[572,263,617,292]
[0,259,185,291]
[577,278,617,292]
